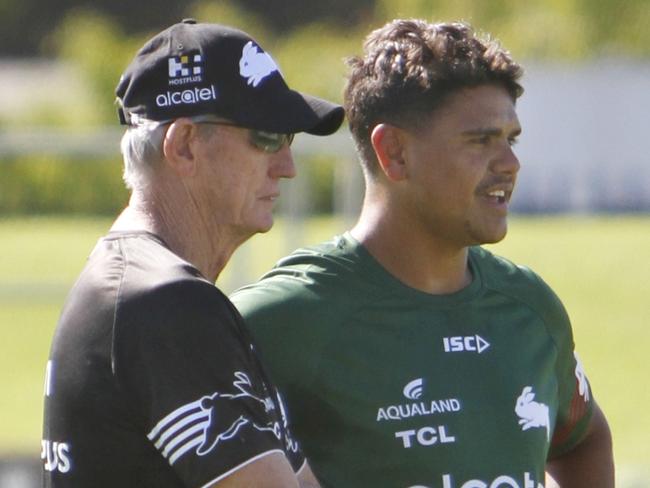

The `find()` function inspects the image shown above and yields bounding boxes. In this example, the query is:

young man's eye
[473,135,491,145]
[508,136,519,146]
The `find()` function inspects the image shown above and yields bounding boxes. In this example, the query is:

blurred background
[1,0,648,486]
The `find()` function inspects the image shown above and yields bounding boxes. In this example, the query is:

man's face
[192,124,296,241]
[399,84,521,248]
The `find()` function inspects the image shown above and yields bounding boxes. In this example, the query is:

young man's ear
[163,118,201,177]
[370,124,408,181]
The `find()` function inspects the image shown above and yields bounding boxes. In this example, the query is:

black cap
[116,19,344,135]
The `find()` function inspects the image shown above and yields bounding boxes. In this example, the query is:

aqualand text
[377,398,462,422]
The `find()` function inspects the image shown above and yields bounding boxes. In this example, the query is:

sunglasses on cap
[191,117,294,153]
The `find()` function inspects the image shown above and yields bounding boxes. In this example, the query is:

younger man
[232,19,614,488]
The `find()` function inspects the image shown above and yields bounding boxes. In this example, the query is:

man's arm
[546,401,614,487]
[209,451,300,488]
[206,453,322,487]
[297,461,322,488]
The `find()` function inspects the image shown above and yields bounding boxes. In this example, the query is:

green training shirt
[231,233,593,488]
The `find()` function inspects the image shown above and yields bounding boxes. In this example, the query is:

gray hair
[120,120,168,191]
[120,116,226,190]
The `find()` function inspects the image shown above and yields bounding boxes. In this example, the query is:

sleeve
[539,278,594,458]
[113,279,303,487]
[230,271,343,459]
[549,347,594,457]
[230,275,331,397]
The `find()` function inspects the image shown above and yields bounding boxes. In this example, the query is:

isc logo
[443,335,490,354]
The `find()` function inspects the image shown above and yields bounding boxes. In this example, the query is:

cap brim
[292,91,345,135]
[234,87,344,136]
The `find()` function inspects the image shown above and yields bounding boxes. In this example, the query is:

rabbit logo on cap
[239,41,279,87]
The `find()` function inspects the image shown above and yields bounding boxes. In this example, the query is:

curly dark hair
[344,19,524,172]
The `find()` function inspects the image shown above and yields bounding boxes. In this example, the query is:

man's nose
[494,143,520,175]
[270,146,297,179]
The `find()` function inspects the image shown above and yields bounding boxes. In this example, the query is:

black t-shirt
[42,232,304,487]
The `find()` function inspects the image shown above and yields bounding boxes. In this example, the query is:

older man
[41,19,343,488]
[232,19,614,488]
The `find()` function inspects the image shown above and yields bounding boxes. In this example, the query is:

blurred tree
[4,0,649,58]
[51,9,149,124]
[273,22,364,103]
[489,0,593,60]
[372,0,591,59]
[188,1,273,45]
[1,0,373,56]
[372,0,650,59]
[2,0,186,56]
[234,0,375,31]
[579,0,650,56]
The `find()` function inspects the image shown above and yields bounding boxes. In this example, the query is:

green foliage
[306,156,338,214]
[273,23,363,105]
[496,6,591,60]
[293,154,340,215]
[0,156,128,216]
[581,0,650,57]
[188,0,272,44]
[373,0,650,59]
[0,153,343,216]
[52,9,148,124]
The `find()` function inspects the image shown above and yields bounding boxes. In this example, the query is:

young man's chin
[468,222,509,246]
[484,227,509,245]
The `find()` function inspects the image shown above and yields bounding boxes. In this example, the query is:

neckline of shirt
[337,231,484,306]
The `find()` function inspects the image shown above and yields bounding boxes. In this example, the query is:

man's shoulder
[109,232,207,287]
[58,232,215,331]
[472,246,537,280]
[231,236,365,319]
[274,235,361,276]
[472,246,569,324]
[472,246,550,289]
[90,233,233,334]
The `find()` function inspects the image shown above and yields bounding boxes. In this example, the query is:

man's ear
[163,118,200,177]
[370,124,408,181]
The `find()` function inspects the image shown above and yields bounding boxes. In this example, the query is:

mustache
[475,177,515,193]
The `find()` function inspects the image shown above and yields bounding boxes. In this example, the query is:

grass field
[1,215,648,485]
